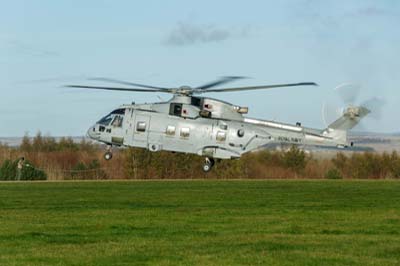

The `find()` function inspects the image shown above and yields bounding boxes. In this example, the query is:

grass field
[0,180,399,266]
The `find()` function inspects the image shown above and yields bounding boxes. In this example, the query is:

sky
[1,0,399,137]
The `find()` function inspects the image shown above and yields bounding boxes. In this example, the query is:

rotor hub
[179,85,192,90]
[345,106,360,119]
[175,85,194,95]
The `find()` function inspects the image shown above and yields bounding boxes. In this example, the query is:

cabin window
[191,97,202,107]
[216,131,227,142]
[237,129,245,137]
[136,121,146,132]
[166,125,176,136]
[99,126,105,132]
[169,103,182,117]
[180,127,190,138]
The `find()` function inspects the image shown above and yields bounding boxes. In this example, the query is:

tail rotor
[322,83,385,131]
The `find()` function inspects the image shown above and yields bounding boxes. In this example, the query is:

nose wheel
[202,157,215,173]
[104,145,113,161]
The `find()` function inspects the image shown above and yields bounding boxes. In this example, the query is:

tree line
[1,132,400,180]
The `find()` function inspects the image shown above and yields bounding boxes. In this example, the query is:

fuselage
[87,95,348,159]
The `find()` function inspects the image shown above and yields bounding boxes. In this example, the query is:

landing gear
[202,157,215,173]
[104,152,113,160]
[104,145,113,161]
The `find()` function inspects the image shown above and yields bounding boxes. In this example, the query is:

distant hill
[0,136,87,147]
[349,131,400,137]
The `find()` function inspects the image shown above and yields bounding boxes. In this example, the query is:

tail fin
[327,106,370,130]
[322,106,370,147]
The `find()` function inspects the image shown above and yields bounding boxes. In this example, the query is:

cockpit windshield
[111,115,123,127]
[98,108,125,126]
[98,114,113,125]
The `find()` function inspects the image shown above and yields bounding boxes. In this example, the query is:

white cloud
[164,22,249,46]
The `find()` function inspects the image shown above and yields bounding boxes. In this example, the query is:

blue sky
[1,0,399,136]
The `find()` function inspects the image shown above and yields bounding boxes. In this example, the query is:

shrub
[87,159,108,179]
[390,151,400,178]
[20,161,47,180]
[0,160,17,180]
[69,162,87,180]
[69,160,108,180]
[212,158,248,179]
[282,146,307,174]
[0,159,46,181]
[58,137,79,151]
[20,134,32,152]
[325,168,343,179]
[332,153,348,175]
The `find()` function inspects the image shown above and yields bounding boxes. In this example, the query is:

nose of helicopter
[87,125,100,140]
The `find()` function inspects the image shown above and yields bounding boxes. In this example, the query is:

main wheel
[202,163,212,172]
[202,157,214,173]
[104,152,113,161]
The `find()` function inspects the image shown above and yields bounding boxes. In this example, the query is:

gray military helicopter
[67,77,370,172]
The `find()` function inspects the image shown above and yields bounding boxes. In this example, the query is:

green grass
[0,180,400,266]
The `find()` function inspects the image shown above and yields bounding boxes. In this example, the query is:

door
[133,114,151,147]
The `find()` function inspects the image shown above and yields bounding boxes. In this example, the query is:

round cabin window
[237,129,245,137]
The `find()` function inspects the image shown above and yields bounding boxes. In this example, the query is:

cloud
[164,22,249,46]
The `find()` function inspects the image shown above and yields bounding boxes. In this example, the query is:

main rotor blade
[195,76,247,90]
[198,82,317,93]
[66,85,171,93]
[88,77,170,90]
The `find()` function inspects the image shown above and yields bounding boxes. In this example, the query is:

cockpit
[87,108,126,142]
[98,108,125,127]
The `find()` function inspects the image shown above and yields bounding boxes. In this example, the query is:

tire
[202,163,211,172]
[104,152,113,161]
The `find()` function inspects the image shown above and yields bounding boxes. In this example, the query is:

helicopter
[67,77,371,172]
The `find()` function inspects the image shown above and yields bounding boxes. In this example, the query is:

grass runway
[0,180,399,266]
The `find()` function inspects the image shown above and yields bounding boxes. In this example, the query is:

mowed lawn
[0,181,399,266]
